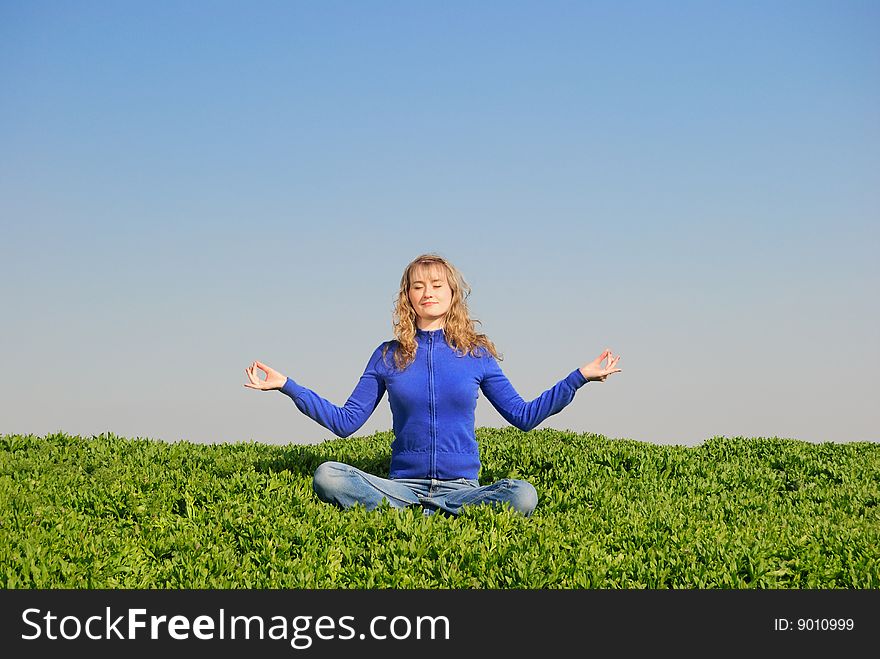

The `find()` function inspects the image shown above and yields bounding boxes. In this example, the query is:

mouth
[422,302,437,306]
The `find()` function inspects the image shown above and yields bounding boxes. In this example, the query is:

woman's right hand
[244,360,287,391]
[579,349,622,383]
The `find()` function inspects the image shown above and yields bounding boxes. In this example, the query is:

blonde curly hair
[381,253,502,370]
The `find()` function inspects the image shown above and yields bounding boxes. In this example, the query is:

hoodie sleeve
[480,355,588,432]
[278,343,388,438]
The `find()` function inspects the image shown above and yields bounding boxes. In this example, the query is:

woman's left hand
[579,349,622,382]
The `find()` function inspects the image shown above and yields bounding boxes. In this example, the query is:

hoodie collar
[416,326,445,338]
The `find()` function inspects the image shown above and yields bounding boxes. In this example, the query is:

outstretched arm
[480,359,583,433]
[244,346,388,438]
[480,348,622,432]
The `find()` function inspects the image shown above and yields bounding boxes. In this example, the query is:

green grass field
[2,429,878,588]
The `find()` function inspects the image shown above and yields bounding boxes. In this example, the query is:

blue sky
[2,0,877,447]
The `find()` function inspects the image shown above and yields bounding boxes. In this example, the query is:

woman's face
[408,265,452,328]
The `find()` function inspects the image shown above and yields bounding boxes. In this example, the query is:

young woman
[244,253,622,517]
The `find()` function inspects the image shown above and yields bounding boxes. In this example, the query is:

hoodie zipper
[427,332,436,479]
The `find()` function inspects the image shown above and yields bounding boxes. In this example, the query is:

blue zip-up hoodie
[280,327,589,480]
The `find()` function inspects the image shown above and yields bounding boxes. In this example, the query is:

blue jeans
[312,461,538,517]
